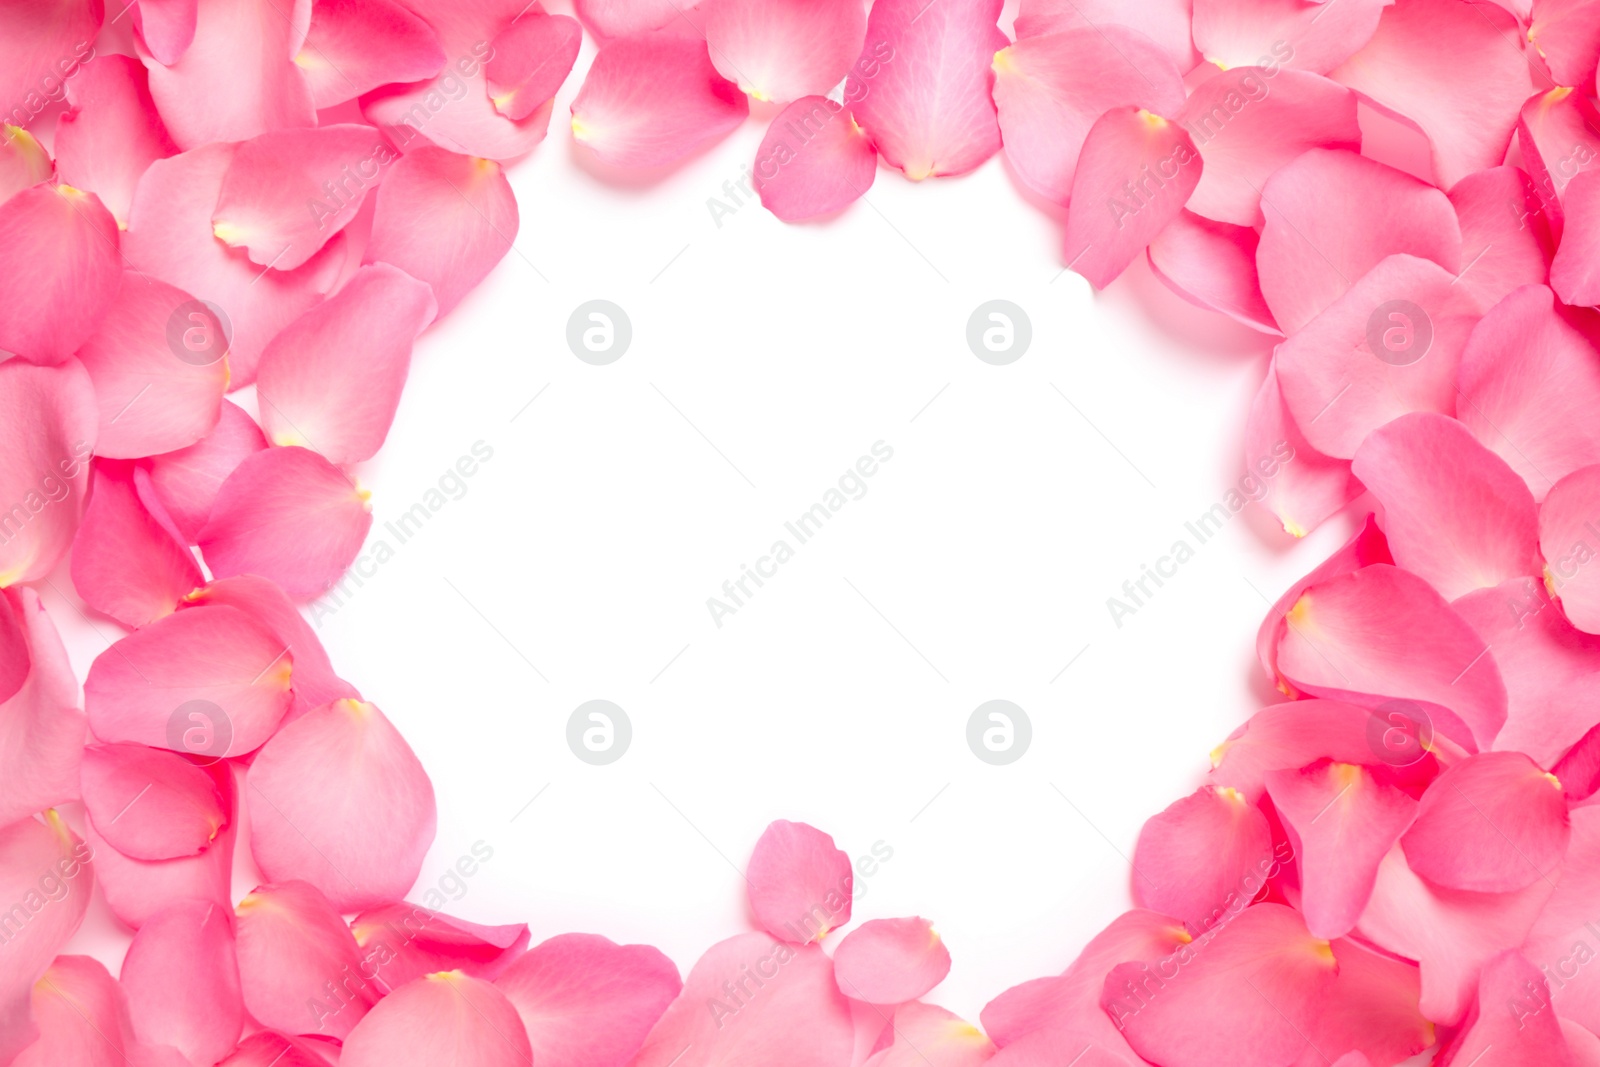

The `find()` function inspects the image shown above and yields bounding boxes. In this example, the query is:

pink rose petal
[0,183,121,365]
[122,900,244,1066]
[218,1031,337,1067]
[133,0,200,65]
[1529,0,1600,87]
[832,916,951,1004]
[341,971,533,1067]
[0,359,97,586]
[237,880,379,1039]
[0,590,85,826]
[486,11,583,121]
[1191,0,1389,74]
[1518,86,1600,237]
[300,0,447,109]
[1554,169,1600,307]
[1240,358,1359,539]
[80,741,226,861]
[0,127,52,206]
[54,54,177,228]
[574,0,693,38]
[1543,464,1600,634]
[88,798,237,929]
[754,96,877,222]
[355,903,528,991]
[13,955,149,1067]
[747,819,854,943]
[1451,166,1555,315]
[1149,212,1279,335]
[1013,0,1195,70]
[862,1002,994,1067]
[703,0,866,104]
[146,399,268,542]
[1130,785,1276,935]
[0,2,100,129]
[1445,951,1578,1063]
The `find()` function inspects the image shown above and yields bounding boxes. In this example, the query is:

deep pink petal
[1181,66,1360,227]
[1102,904,1338,1067]
[632,931,855,1067]
[1331,0,1532,188]
[198,446,374,600]
[486,12,583,120]
[703,0,865,104]
[218,1031,337,1067]
[1255,148,1460,336]
[342,972,531,1067]
[1266,761,1417,939]
[1352,412,1542,600]
[142,0,316,149]
[0,591,27,706]
[122,900,244,1065]
[493,932,682,1067]
[1149,212,1280,335]
[862,1002,994,1067]
[1518,86,1600,238]
[1451,166,1555,314]
[746,819,853,943]
[213,125,396,272]
[146,399,268,542]
[0,359,97,585]
[832,917,950,1004]
[84,602,295,756]
[0,127,52,206]
[1130,785,1276,935]
[1275,564,1508,751]
[1522,806,1600,1031]
[124,144,347,386]
[1554,721,1600,803]
[0,1,101,128]
[1543,464,1600,634]
[237,880,378,1039]
[0,184,120,365]
[753,96,876,222]
[1191,0,1390,74]
[355,903,529,991]
[1063,108,1202,289]
[992,27,1186,205]
[1306,938,1433,1066]
[1457,285,1600,500]
[248,698,436,911]
[570,32,748,168]
[1240,359,1359,538]
[134,0,200,64]
[1530,0,1600,87]
[0,813,94,1064]
[54,55,176,228]
[13,956,148,1067]
[1013,0,1195,70]
[363,147,518,319]
[574,0,693,38]
[1443,951,1580,1064]
[0,589,82,827]
[301,0,446,109]
[1274,254,1477,460]
[81,741,226,860]
[75,275,228,459]
[88,797,236,929]
[1554,170,1600,306]
[848,0,1007,180]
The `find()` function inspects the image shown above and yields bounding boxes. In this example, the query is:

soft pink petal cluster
[5,0,1600,1064]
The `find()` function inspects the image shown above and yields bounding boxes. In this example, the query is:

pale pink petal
[1454,577,1600,767]
[1210,699,1433,803]
[848,0,1007,180]
[992,27,1186,205]
[1519,86,1600,237]
[256,264,433,465]
[703,0,865,104]
[1013,0,1195,70]
[1130,785,1275,935]
[133,0,200,65]
[1356,842,1553,1024]
[0,127,52,206]
[1274,254,1477,460]
[1554,170,1600,306]
[142,0,316,149]
[1403,751,1569,892]
[574,0,693,38]
[1275,563,1508,751]
[81,741,226,860]
[0,813,94,1064]
[122,900,244,1065]
[747,819,853,943]
[862,1002,994,1067]
[1265,761,1417,939]
[0,359,97,585]
[493,932,681,1067]
[237,880,378,1039]
[485,12,583,120]
[1063,108,1202,289]
[0,184,121,365]
[198,446,374,600]
[1352,412,1541,600]
[0,2,100,127]
[124,144,347,386]
[360,0,556,161]
[13,956,146,1067]
[87,797,236,929]
[1306,938,1433,1066]
[146,399,268,543]
[1445,951,1579,1064]
[1530,0,1600,87]
[1331,0,1532,188]
[363,146,518,319]
[1544,464,1600,634]
[75,275,229,459]
[570,32,748,168]
[1182,66,1360,227]
[219,1031,337,1067]
[1451,166,1555,315]
[1240,359,1360,539]
[832,917,950,1004]
[1458,285,1600,501]
[1256,149,1460,336]
[1101,904,1338,1067]
[631,932,855,1067]
[248,698,436,911]
[754,96,876,222]
[1151,212,1280,336]
[84,602,295,756]
[1191,0,1389,74]
[342,971,531,1067]
[0,590,86,825]
[213,125,396,272]
[54,55,176,228]
[1523,806,1600,1031]
[300,0,447,109]
[355,904,529,991]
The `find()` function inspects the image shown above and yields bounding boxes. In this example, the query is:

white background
[50,8,1368,1025]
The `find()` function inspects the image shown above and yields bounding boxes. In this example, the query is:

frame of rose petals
[4,0,1600,1065]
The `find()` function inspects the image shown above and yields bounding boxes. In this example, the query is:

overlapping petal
[70,463,200,628]
[236,880,378,1039]
[121,900,245,1066]
[703,0,865,104]
[81,741,226,860]
[299,0,446,109]
[832,916,951,1004]
[754,96,876,222]
[54,55,176,227]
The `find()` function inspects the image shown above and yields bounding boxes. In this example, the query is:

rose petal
[753,96,876,222]
[218,1031,337,1067]
[1543,464,1600,634]
[342,971,532,1067]
[87,795,236,929]
[485,11,583,120]
[355,902,529,991]
[747,819,853,943]
[1529,0,1600,87]
[81,741,226,860]
[1307,938,1433,1066]
[53,55,176,228]
[1149,211,1279,335]
[1013,0,1195,70]
[146,399,268,542]
[300,0,447,109]
[1191,0,1389,74]
[13,956,148,1067]
[573,0,693,38]
[1130,785,1276,935]
[0,126,52,206]
[1518,86,1600,238]
[862,1002,994,1067]
[0,2,100,128]
[1451,166,1555,315]
[0,184,121,365]
[122,900,244,1066]
[1446,951,1578,1063]
[0,592,85,828]
[237,880,379,1039]
[133,0,200,65]
[1240,359,1359,539]
[1522,806,1600,1030]
[1554,169,1600,307]
[701,0,864,105]
[0,359,97,586]
[1210,699,1433,803]
[832,916,950,1004]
